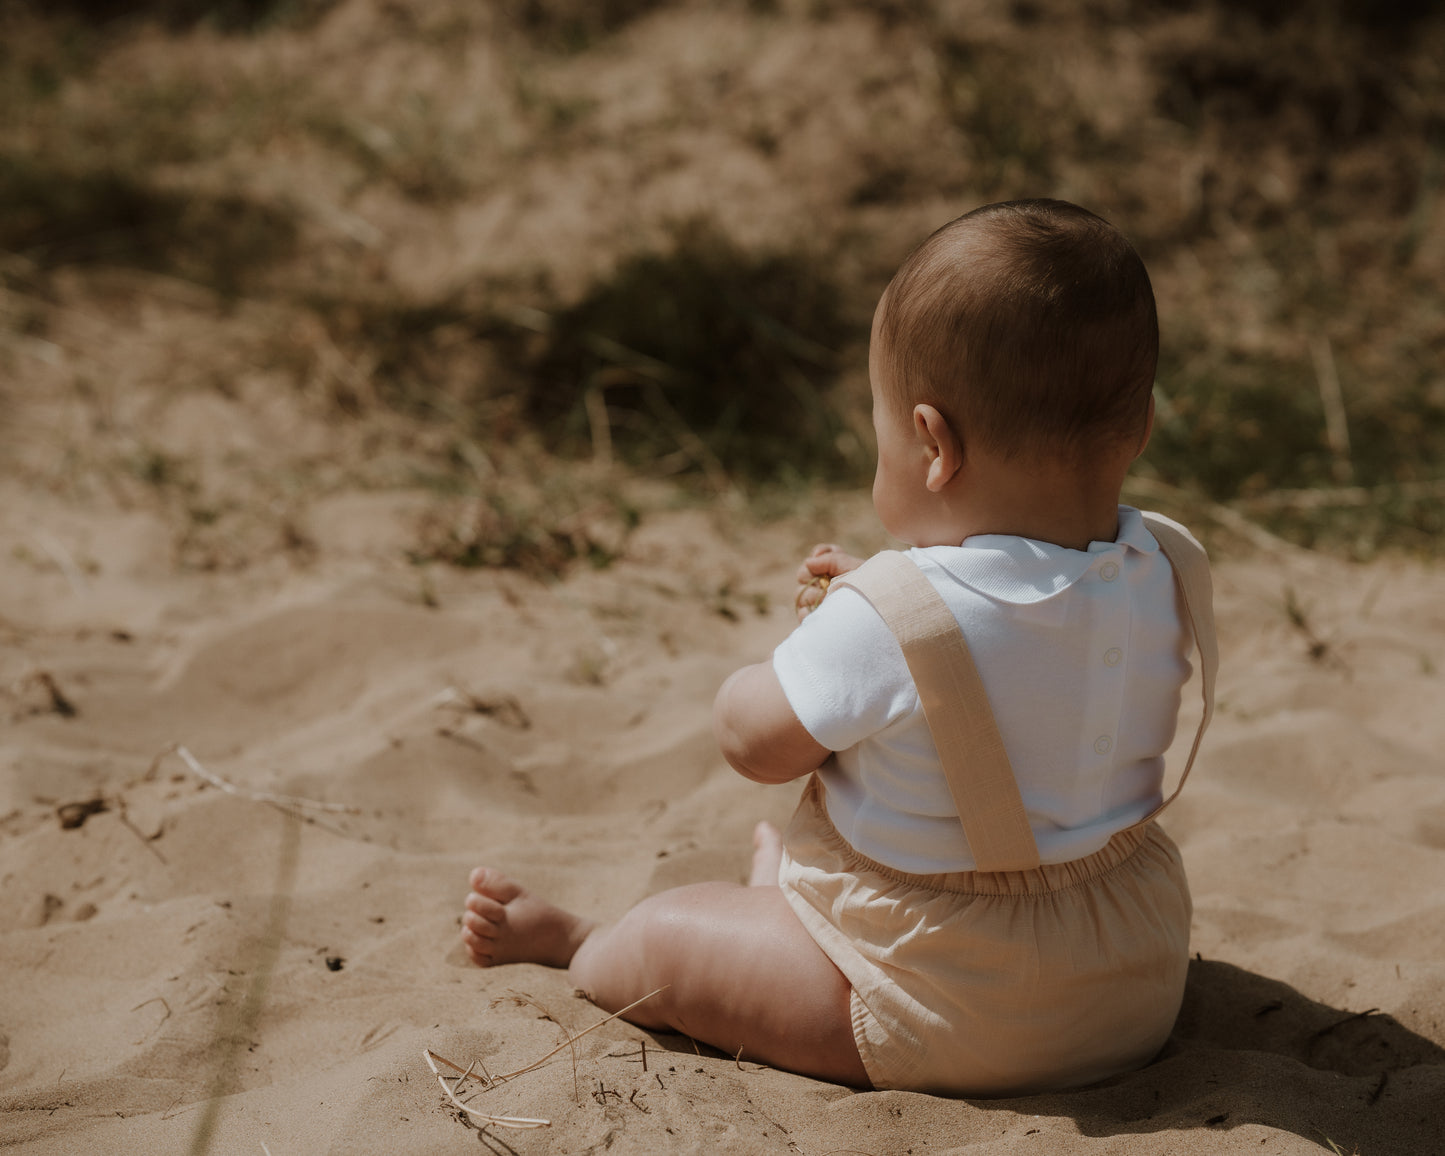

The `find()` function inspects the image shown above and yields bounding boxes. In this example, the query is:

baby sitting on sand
[461,199,1216,1096]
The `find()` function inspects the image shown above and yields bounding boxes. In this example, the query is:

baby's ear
[913,404,963,492]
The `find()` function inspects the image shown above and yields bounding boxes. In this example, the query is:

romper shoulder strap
[1137,512,1218,824]
[832,553,1042,873]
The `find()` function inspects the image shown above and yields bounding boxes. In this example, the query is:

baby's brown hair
[877,199,1158,466]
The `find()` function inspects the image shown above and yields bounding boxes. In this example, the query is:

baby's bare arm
[713,661,829,784]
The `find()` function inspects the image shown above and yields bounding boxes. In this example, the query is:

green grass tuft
[410,478,640,577]
[523,225,863,484]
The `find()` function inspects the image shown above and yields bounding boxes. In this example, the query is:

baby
[461,199,1215,1096]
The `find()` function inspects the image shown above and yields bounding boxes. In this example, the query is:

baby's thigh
[571,882,866,1086]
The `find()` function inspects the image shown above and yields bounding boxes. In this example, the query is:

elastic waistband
[792,777,1158,898]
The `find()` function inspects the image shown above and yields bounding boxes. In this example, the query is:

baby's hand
[794,543,865,621]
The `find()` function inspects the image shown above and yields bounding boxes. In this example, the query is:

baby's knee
[567,906,667,1015]
[568,889,718,1021]
[565,924,617,1005]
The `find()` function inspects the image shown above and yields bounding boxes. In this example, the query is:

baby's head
[873,199,1158,470]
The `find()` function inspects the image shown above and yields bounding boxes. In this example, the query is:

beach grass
[1,0,1442,562]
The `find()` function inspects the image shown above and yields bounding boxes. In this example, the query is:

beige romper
[778,515,1217,1097]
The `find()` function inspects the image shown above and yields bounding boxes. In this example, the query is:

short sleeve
[771,585,918,752]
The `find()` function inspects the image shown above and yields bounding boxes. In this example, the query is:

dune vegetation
[2,0,1443,566]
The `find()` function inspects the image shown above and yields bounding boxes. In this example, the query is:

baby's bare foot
[748,820,785,886]
[462,868,597,969]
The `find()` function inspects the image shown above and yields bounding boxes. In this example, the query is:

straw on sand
[170,745,359,815]
[424,986,667,1130]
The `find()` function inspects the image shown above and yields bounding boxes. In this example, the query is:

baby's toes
[463,908,499,940]
[467,889,507,921]
[468,866,524,903]
[461,923,494,965]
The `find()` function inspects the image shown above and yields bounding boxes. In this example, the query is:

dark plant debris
[57,798,108,829]
[31,671,79,718]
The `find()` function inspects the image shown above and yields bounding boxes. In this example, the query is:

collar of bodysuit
[908,505,1160,606]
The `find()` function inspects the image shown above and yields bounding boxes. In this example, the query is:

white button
[1099,562,1119,582]
[1094,735,1113,755]
[1104,647,1122,667]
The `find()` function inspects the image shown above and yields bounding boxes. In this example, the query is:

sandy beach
[4,1,1444,1151]
[3,478,1444,1154]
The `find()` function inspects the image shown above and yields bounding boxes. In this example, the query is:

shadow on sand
[1000,958,1445,1153]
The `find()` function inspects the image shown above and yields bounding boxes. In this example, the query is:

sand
[2,481,1443,1156]
[4,0,1443,1149]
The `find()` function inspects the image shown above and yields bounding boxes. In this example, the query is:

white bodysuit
[772,506,1194,874]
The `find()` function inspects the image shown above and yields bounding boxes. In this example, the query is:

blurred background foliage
[1,0,1442,566]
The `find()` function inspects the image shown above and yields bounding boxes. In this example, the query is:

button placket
[1083,551,1130,789]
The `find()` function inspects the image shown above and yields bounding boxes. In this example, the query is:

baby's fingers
[797,546,858,579]
[800,549,865,580]
[794,576,831,621]
[795,544,844,584]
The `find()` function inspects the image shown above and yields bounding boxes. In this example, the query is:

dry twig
[495,991,580,1103]
[1311,335,1352,484]
[29,671,77,717]
[33,532,89,598]
[423,986,668,1130]
[1310,1007,1379,1044]
[130,996,172,1044]
[116,797,168,864]
[422,1051,549,1130]
[585,384,613,468]
[170,745,358,816]
[433,687,531,730]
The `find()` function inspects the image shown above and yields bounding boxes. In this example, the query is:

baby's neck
[961,497,1121,552]
[923,455,1129,551]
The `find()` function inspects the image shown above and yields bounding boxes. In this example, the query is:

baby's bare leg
[568,880,868,1087]
[748,820,785,886]
[462,827,867,1088]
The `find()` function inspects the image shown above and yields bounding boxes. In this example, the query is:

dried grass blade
[174,745,359,814]
[423,1050,550,1130]
[427,1051,477,1079]
[497,991,584,1101]
[493,987,668,1082]
[1310,335,1352,483]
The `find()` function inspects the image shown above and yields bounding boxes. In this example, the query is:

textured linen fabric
[775,513,1213,1096]
[831,549,1041,872]
[778,778,1192,1096]
[772,505,1193,873]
